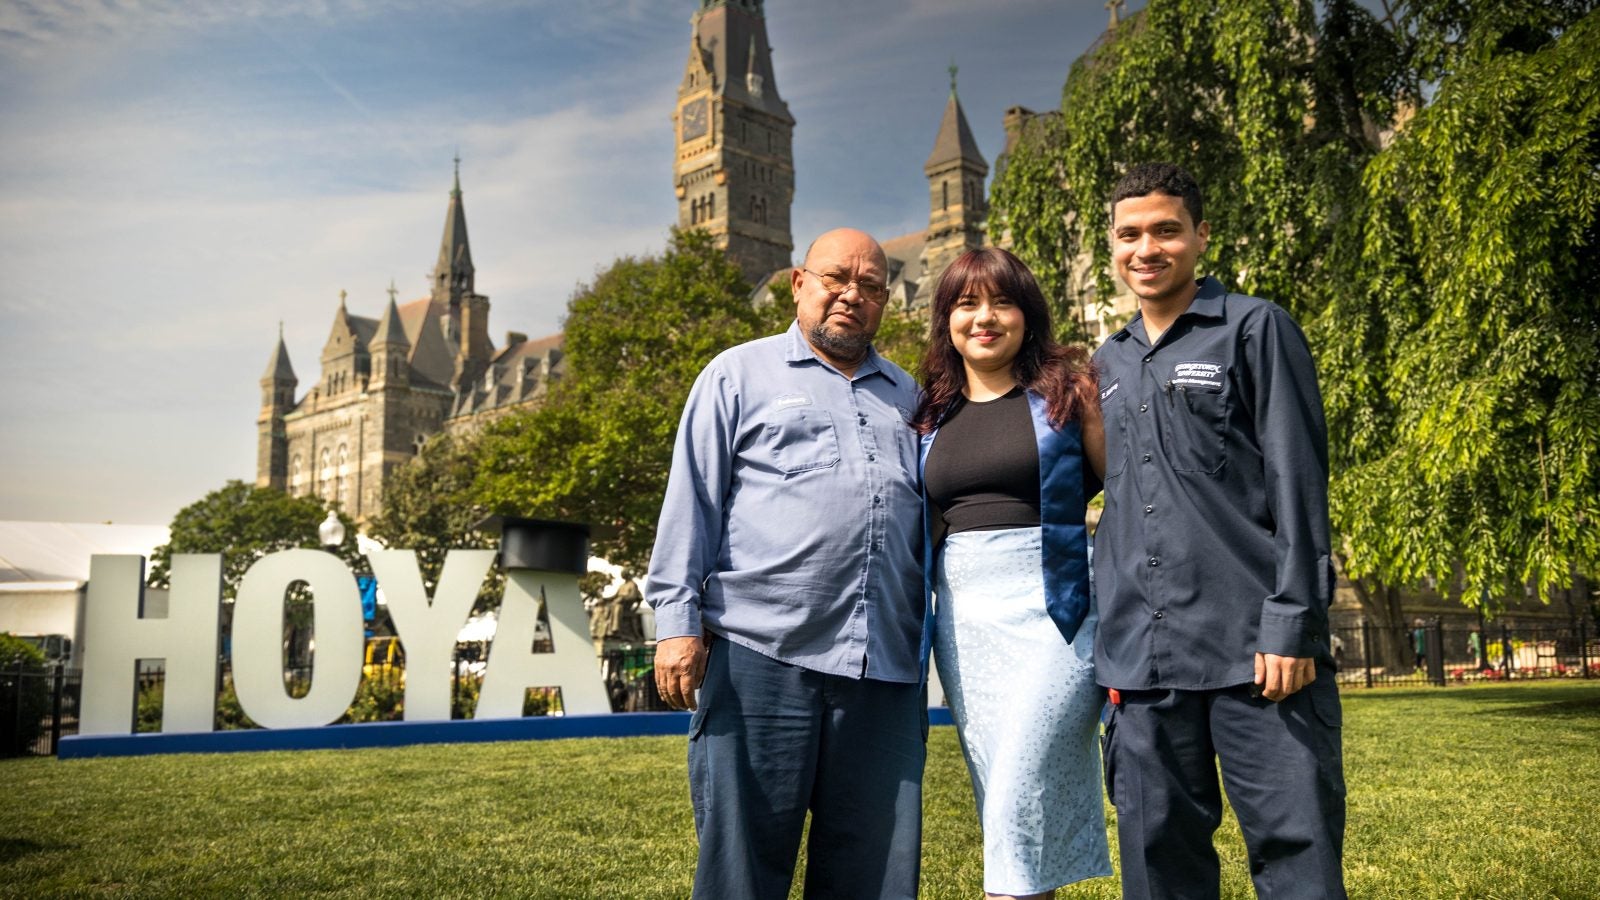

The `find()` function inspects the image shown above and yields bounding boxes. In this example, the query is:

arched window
[942,181,949,210]
[336,444,349,506]
[318,448,332,499]
[291,454,303,492]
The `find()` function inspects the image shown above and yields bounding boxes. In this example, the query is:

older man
[646,228,926,899]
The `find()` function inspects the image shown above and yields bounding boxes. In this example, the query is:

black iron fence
[1,663,82,757]
[1331,621,1598,687]
[3,642,670,758]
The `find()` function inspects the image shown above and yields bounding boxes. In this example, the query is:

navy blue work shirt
[1092,276,1335,690]
[645,321,925,683]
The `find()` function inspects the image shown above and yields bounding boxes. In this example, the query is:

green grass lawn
[2,680,1597,898]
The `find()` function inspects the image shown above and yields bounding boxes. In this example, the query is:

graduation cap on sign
[474,515,594,575]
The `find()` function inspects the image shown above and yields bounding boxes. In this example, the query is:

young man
[1092,163,1347,899]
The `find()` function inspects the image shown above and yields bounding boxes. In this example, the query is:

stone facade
[255,164,564,521]
[257,3,1115,523]
[673,0,796,286]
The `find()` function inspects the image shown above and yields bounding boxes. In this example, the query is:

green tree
[473,228,770,573]
[991,0,1398,325]
[1320,2,1600,608]
[368,429,494,594]
[988,0,1599,636]
[148,481,357,671]
[148,480,357,598]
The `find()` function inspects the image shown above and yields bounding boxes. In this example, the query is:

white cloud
[0,0,1120,523]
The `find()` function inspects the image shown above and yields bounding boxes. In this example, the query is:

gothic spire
[926,66,986,171]
[372,280,410,349]
[433,159,475,302]
[262,327,297,382]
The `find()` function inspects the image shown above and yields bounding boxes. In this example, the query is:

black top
[924,386,1042,534]
[1091,276,1335,691]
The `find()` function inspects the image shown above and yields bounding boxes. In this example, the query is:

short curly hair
[1111,162,1204,227]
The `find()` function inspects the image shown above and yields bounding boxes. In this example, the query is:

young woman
[914,247,1109,899]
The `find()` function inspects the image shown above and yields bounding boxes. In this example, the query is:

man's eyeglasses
[802,268,889,304]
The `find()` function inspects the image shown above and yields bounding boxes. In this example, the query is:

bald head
[803,228,888,273]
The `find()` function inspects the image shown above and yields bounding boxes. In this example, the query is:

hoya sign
[78,519,610,736]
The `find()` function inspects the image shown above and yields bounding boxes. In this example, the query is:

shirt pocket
[1160,379,1228,474]
[765,408,841,475]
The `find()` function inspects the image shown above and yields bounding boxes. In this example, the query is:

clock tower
[674,0,795,286]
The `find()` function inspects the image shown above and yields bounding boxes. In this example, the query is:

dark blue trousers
[1105,671,1346,899]
[687,639,926,900]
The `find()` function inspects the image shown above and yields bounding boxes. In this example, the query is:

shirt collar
[1111,276,1228,343]
[783,319,891,382]
[1186,276,1228,319]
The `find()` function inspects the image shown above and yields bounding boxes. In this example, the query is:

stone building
[256,0,1063,522]
[881,67,992,311]
[672,0,796,287]
[255,163,565,521]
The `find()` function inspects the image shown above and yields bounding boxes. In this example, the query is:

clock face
[681,97,710,142]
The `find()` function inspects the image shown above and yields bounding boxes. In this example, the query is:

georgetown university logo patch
[1170,361,1224,392]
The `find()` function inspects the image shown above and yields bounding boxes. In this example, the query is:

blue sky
[0,0,1133,525]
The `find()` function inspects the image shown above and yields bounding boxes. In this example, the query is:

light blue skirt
[934,526,1112,895]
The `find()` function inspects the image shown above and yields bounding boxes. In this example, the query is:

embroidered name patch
[1170,361,1224,392]
[1099,379,1121,403]
[774,393,813,410]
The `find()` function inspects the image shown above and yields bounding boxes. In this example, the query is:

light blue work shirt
[645,321,925,683]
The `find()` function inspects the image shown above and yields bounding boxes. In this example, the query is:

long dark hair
[912,247,1096,434]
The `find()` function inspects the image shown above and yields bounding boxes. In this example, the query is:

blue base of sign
[58,707,956,759]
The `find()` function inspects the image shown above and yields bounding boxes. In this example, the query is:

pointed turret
[370,281,411,389]
[432,156,476,305]
[257,323,298,490]
[428,160,493,394]
[262,323,297,384]
[916,64,990,308]
[925,67,987,172]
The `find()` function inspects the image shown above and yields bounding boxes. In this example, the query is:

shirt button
[1144,505,1154,514]
[1148,556,1160,567]
[858,415,868,425]
[873,495,881,505]
[1142,453,1152,462]
[868,454,876,461]
[1139,403,1148,412]
[1143,355,1153,363]
[1153,610,1165,619]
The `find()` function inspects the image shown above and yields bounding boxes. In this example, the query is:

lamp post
[318,510,346,553]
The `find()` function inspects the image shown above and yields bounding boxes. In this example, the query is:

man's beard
[808,321,872,364]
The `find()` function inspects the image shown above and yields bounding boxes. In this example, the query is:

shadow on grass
[0,836,64,863]
[1454,685,1600,721]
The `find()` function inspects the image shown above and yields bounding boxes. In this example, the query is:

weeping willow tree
[1319,2,1600,615]
[990,0,1599,639]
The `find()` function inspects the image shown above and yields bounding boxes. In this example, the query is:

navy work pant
[1104,671,1346,899]
[687,639,926,900]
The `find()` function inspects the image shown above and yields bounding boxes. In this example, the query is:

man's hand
[655,636,709,711]
[1254,652,1316,702]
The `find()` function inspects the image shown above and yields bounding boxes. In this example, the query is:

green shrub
[339,674,405,724]
[136,683,163,733]
[451,674,480,720]
[215,677,260,731]
[0,633,51,755]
